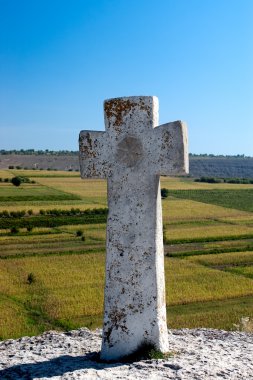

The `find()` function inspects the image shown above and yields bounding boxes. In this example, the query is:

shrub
[27,225,33,232]
[161,188,169,198]
[233,317,253,333]
[8,165,14,169]
[76,229,84,237]
[9,211,25,218]
[81,236,86,241]
[11,177,22,187]
[10,226,19,234]
[27,273,36,284]
[122,343,173,362]
[4,178,9,182]
[195,177,222,183]
[28,209,33,215]
[39,209,45,215]
[163,224,168,244]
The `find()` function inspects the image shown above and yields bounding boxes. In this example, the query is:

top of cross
[79,96,188,178]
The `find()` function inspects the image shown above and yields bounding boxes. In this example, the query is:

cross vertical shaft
[79,96,188,361]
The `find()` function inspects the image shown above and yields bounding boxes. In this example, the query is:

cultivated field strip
[188,251,253,267]
[165,223,253,240]
[0,253,253,339]
[170,189,253,212]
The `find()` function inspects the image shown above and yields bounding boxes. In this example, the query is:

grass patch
[0,252,253,339]
[170,189,253,212]
[166,245,253,258]
[162,198,252,223]
[165,257,253,305]
[188,251,253,267]
[224,265,253,280]
[118,343,174,363]
[0,296,47,340]
[164,233,253,245]
[0,184,81,202]
[167,295,253,330]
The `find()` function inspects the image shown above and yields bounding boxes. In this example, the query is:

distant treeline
[0,150,252,158]
[0,149,78,156]
[195,177,253,184]
[0,207,108,229]
[190,153,252,159]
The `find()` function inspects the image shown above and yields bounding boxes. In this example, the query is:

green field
[0,183,81,202]
[170,189,253,212]
[0,170,253,340]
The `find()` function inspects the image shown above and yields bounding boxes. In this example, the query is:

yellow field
[165,258,253,305]
[11,169,79,177]
[35,177,107,205]
[0,170,14,178]
[163,198,252,222]
[0,170,252,339]
[161,176,253,190]
[166,223,253,240]
[188,251,253,267]
[0,252,252,338]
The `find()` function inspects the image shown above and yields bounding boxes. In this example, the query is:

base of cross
[79,96,188,361]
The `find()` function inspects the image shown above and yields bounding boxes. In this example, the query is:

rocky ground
[0,328,252,379]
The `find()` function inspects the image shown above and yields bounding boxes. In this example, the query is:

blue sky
[0,0,252,155]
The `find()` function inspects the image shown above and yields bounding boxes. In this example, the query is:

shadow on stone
[98,343,171,364]
[0,352,124,379]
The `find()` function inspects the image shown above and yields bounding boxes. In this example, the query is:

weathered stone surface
[1,328,252,379]
[79,96,188,361]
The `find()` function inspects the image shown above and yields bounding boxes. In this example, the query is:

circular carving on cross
[116,136,143,168]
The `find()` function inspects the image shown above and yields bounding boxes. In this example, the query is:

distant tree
[10,226,19,234]
[11,177,22,187]
[27,272,35,284]
[161,188,169,199]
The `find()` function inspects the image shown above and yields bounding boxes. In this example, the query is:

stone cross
[79,96,188,361]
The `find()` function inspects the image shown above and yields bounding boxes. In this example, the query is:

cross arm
[79,130,109,179]
[153,121,189,176]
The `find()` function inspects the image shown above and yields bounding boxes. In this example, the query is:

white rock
[0,328,252,379]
